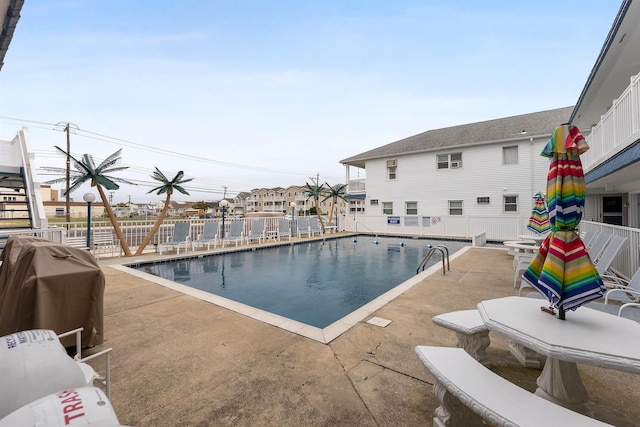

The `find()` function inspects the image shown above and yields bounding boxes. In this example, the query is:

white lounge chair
[277,218,292,241]
[222,221,244,247]
[593,235,627,277]
[309,217,323,237]
[586,232,612,262]
[296,217,311,238]
[192,221,219,251]
[603,263,640,305]
[581,230,599,250]
[159,222,191,255]
[618,303,640,322]
[246,219,266,244]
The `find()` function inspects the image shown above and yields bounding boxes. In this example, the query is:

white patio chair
[221,220,244,247]
[309,217,323,237]
[277,218,292,241]
[296,217,311,238]
[246,219,266,244]
[159,222,191,255]
[192,221,219,251]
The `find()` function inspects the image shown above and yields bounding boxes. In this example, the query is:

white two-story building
[341,0,640,248]
[340,106,573,239]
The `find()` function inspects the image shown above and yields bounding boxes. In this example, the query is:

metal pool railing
[417,245,450,275]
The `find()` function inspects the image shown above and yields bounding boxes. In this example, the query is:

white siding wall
[351,136,553,240]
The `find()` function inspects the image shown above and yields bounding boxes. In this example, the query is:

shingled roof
[340,106,574,168]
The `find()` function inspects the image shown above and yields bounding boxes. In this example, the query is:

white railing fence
[0,228,65,250]
[1,215,345,253]
[60,217,288,251]
[583,71,640,172]
[341,214,530,242]
[342,215,640,279]
[6,217,635,278]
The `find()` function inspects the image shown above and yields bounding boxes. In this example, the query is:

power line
[2,115,319,176]
[5,117,346,198]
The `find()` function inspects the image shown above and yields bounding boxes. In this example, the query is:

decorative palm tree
[134,168,192,256]
[42,147,135,256]
[304,182,326,233]
[322,183,347,228]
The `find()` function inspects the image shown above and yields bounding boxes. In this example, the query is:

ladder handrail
[417,245,450,275]
[355,221,377,236]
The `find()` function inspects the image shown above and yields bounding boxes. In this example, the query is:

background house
[340,106,573,239]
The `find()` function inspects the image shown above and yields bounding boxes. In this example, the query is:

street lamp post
[220,199,229,239]
[83,193,96,250]
[290,202,296,236]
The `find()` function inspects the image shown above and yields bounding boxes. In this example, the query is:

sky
[0,1,623,204]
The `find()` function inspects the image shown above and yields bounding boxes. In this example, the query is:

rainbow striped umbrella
[526,192,550,234]
[522,124,605,318]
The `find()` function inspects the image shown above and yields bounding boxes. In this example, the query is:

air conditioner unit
[386,159,397,167]
[451,161,461,168]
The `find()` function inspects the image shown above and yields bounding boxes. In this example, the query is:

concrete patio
[86,243,640,426]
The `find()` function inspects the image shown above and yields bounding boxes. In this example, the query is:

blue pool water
[131,236,467,328]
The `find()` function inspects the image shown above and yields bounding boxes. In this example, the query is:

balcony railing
[346,179,365,194]
[583,71,640,172]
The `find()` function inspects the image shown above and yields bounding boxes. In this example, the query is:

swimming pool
[123,236,469,342]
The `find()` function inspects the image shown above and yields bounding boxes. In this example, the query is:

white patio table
[503,241,539,251]
[518,234,548,245]
[503,241,540,259]
[477,296,640,414]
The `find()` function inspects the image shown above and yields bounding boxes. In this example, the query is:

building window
[503,146,518,164]
[477,197,490,204]
[370,199,379,205]
[349,200,364,213]
[504,195,518,212]
[382,202,393,215]
[405,201,418,215]
[449,200,463,215]
[386,159,397,180]
[437,153,462,169]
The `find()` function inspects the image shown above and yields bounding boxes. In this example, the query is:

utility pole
[55,122,78,225]
[222,186,228,199]
[65,123,70,223]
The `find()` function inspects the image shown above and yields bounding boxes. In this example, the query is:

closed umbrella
[522,124,605,319]
[526,192,550,234]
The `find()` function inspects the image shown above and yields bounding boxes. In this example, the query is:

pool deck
[87,235,640,426]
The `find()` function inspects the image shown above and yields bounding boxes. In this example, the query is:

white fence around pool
[3,216,638,279]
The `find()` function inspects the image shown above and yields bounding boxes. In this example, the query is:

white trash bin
[0,329,88,418]
[0,386,123,426]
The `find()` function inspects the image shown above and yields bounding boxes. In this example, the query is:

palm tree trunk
[134,192,172,256]
[327,197,336,227]
[314,197,325,233]
[96,185,132,256]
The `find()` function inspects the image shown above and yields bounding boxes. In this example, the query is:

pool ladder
[416,245,450,275]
